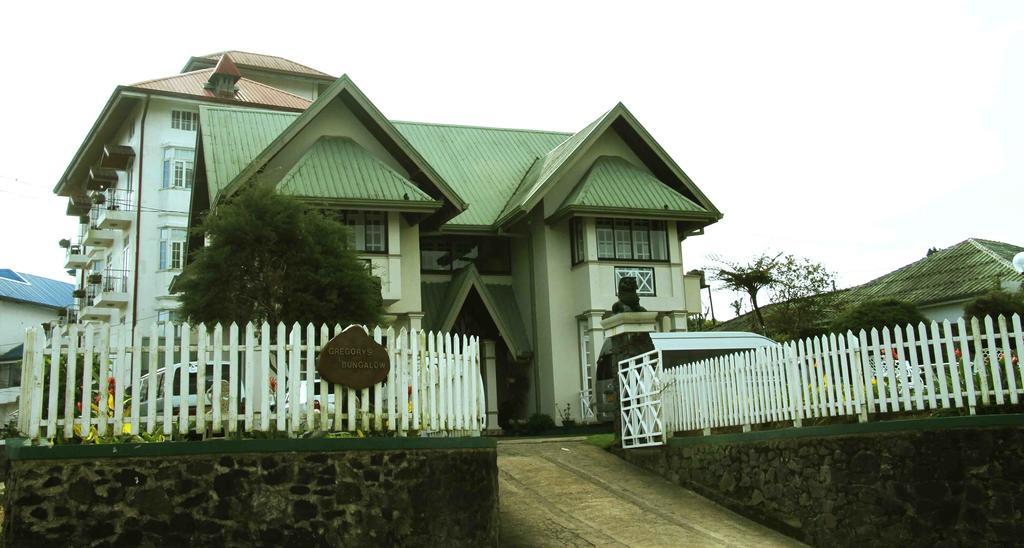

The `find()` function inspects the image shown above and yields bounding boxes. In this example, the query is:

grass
[585,433,615,450]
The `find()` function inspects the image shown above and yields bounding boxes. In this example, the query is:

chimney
[204,54,242,97]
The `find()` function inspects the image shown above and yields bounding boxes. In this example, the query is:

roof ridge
[967,238,1015,270]
[391,119,573,136]
[238,76,312,104]
[129,67,213,87]
[199,50,333,77]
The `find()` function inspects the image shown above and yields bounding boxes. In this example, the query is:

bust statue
[611,276,647,314]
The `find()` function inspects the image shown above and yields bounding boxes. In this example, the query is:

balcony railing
[57,305,80,325]
[63,239,90,269]
[99,268,129,293]
[89,189,134,230]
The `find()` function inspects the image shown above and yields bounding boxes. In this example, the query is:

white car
[137,361,247,417]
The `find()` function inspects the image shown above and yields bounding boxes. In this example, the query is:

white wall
[0,301,59,355]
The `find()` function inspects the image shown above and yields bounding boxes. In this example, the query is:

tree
[830,299,926,334]
[964,289,1024,320]
[176,186,383,329]
[712,253,781,335]
[763,255,837,340]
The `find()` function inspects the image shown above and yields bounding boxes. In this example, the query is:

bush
[525,413,555,435]
[831,299,927,334]
[964,290,1024,320]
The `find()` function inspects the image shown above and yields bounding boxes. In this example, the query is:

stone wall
[3,441,497,547]
[618,422,1024,547]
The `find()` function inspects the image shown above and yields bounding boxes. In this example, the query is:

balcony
[61,240,90,269]
[57,305,80,326]
[80,285,117,322]
[93,190,134,230]
[83,225,115,247]
[92,269,130,309]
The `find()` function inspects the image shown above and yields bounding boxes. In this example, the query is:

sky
[0,1,1020,319]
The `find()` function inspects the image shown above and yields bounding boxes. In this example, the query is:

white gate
[618,349,665,448]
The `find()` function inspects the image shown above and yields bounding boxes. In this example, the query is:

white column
[483,339,499,429]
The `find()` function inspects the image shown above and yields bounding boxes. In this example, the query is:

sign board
[316,327,390,390]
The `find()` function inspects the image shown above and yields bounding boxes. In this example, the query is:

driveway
[498,438,803,547]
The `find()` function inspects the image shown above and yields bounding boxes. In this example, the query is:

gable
[218,76,466,222]
[260,99,415,191]
[496,103,722,229]
[199,107,299,204]
[552,155,708,220]
[276,137,440,210]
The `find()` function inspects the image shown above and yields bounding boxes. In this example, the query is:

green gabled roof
[199,106,299,204]
[393,122,570,227]
[218,75,467,214]
[553,155,709,219]
[714,238,1024,332]
[276,137,440,210]
[850,238,1023,307]
[497,110,609,224]
[420,266,531,358]
[494,103,722,228]
[420,281,451,331]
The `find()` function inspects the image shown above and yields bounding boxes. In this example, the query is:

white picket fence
[17,322,487,443]
[663,314,1024,434]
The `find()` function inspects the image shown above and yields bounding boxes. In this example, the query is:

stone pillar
[482,339,499,431]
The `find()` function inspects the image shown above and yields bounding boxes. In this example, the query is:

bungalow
[716,238,1024,334]
[187,68,722,425]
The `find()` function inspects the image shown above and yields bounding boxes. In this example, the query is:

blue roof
[0,269,75,309]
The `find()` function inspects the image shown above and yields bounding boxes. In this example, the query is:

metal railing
[100,268,129,293]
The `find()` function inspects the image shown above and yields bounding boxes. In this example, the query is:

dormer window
[171,110,199,131]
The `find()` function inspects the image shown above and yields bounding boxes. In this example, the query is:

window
[159,228,187,270]
[121,245,132,274]
[0,362,21,389]
[571,218,586,265]
[595,218,668,261]
[162,148,194,189]
[614,266,656,296]
[420,237,511,274]
[156,309,184,338]
[596,220,615,259]
[171,110,198,131]
[338,211,387,253]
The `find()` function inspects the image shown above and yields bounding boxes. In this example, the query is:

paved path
[498,438,803,547]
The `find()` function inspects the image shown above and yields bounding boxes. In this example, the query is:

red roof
[212,53,242,78]
[185,50,334,79]
[129,69,311,110]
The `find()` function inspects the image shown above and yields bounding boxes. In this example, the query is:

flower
[269,376,278,392]
[75,401,83,413]
[871,378,877,386]
[954,348,962,359]
[107,376,116,395]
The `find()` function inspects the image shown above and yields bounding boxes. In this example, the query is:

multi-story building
[54,52,333,334]
[56,51,722,425]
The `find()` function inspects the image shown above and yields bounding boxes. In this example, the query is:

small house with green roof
[188,74,722,426]
[716,238,1024,334]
